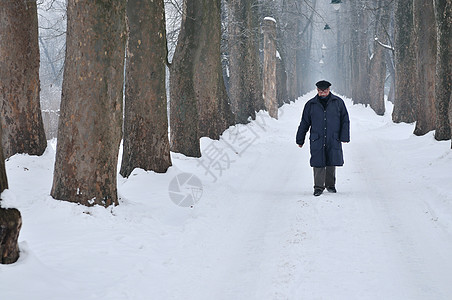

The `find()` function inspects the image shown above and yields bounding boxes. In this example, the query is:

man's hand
[297,144,303,148]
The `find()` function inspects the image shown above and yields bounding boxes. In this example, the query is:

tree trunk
[0,121,20,265]
[393,0,417,123]
[369,0,389,116]
[51,0,127,207]
[193,0,234,139]
[369,43,386,116]
[170,1,202,158]
[279,0,299,101]
[386,49,396,103]
[342,0,353,97]
[449,93,452,148]
[0,0,47,159]
[0,124,7,193]
[296,5,315,96]
[228,0,263,124]
[263,18,278,119]
[350,0,370,105]
[170,0,234,157]
[120,0,172,178]
[413,0,437,136]
[276,56,288,107]
[0,208,21,265]
[433,0,451,141]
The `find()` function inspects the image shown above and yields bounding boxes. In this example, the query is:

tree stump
[0,207,22,264]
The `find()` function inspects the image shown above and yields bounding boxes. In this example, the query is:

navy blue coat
[296,93,350,167]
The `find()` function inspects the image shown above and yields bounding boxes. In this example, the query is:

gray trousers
[313,166,336,190]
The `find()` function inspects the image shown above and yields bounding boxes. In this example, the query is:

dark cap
[316,80,331,90]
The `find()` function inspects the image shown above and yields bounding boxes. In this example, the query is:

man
[296,80,350,196]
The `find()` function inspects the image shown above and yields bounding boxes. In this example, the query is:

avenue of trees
[0,0,450,214]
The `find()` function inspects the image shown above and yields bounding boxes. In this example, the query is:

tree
[413,0,437,136]
[433,0,451,143]
[170,0,234,157]
[0,0,47,159]
[51,0,127,207]
[169,2,202,157]
[296,0,316,95]
[392,0,417,123]
[349,0,370,105]
[278,0,300,101]
[227,0,264,123]
[263,17,278,119]
[0,119,21,265]
[120,0,172,178]
[369,0,390,116]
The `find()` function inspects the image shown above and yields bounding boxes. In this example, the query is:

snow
[264,17,277,23]
[1,91,452,299]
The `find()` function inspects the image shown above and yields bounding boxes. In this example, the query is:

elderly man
[296,80,350,196]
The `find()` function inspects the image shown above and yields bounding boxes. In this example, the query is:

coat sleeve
[296,102,311,145]
[339,100,350,142]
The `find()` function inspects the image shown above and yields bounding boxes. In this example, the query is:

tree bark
[170,0,234,157]
[279,0,299,101]
[393,0,417,123]
[0,120,20,265]
[0,0,47,159]
[369,0,389,116]
[433,0,451,141]
[193,0,234,139]
[276,56,288,107]
[0,124,7,193]
[263,18,278,119]
[0,208,21,264]
[350,0,370,105]
[413,0,437,136]
[170,1,202,158]
[228,0,263,124]
[51,0,127,207]
[369,43,386,116]
[120,0,172,178]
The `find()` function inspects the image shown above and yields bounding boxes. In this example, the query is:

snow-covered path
[1,92,452,299]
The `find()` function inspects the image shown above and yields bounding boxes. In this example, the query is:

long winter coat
[296,93,350,167]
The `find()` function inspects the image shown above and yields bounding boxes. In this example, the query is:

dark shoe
[313,188,323,196]
[326,186,337,193]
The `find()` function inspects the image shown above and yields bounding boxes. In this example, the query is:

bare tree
[120,0,172,178]
[37,0,67,140]
[0,0,47,158]
[51,0,127,207]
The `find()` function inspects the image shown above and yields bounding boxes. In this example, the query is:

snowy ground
[1,91,451,300]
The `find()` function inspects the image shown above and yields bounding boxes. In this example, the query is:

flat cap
[315,80,331,90]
